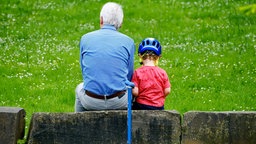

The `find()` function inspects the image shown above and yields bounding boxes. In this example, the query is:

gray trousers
[75,82,128,112]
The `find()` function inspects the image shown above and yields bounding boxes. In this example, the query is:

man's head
[100,2,124,30]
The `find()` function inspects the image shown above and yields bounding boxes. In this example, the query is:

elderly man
[75,2,135,112]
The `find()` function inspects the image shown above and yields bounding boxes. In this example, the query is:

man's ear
[100,16,103,27]
[119,23,122,29]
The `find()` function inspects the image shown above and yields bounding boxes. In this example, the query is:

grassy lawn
[1,0,255,142]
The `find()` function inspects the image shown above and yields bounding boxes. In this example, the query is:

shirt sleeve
[79,36,85,75]
[163,71,171,88]
[127,43,135,81]
[131,70,139,87]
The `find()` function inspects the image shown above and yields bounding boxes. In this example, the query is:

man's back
[80,25,135,96]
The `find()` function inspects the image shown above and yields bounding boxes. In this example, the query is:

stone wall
[0,107,26,144]
[182,111,256,144]
[27,110,181,144]
[0,107,255,144]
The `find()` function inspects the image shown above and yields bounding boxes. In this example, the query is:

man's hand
[125,80,135,88]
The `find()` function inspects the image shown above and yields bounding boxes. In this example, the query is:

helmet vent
[156,43,159,48]
[146,40,150,45]
[152,41,156,46]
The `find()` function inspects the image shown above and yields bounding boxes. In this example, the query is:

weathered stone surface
[182,111,256,144]
[132,110,181,144]
[0,107,26,144]
[27,110,181,144]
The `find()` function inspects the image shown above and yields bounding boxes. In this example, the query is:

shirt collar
[101,25,117,31]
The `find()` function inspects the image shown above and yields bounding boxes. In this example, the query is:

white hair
[100,2,124,30]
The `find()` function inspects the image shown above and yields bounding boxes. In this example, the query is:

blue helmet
[138,38,162,56]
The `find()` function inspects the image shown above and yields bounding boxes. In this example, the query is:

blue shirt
[80,25,135,96]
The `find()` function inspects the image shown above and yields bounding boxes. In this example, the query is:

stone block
[132,110,181,144]
[0,107,26,144]
[27,110,181,144]
[182,111,256,144]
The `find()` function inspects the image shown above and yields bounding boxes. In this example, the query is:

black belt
[85,90,126,100]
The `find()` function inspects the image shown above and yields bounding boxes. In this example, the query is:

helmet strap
[154,58,159,66]
[139,57,143,65]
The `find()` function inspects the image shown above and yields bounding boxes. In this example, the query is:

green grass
[1,0,256,142]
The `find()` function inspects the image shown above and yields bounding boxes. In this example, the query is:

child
[132,38,171,110]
